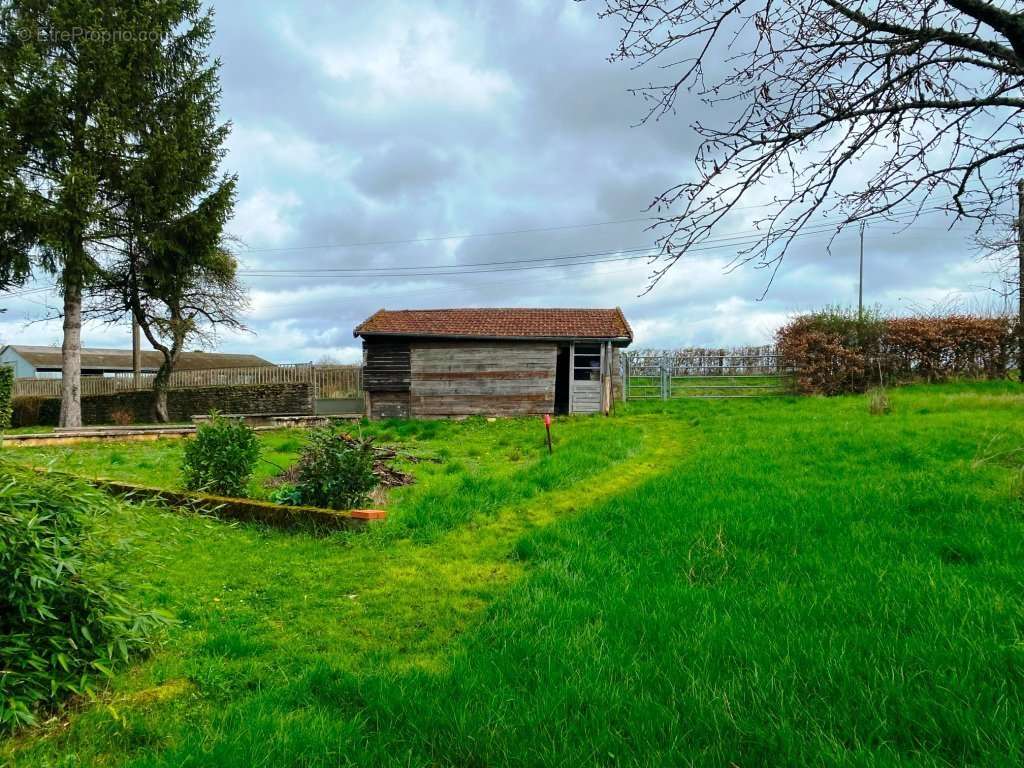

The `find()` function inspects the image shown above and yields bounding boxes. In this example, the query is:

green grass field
[3,381,1024,766]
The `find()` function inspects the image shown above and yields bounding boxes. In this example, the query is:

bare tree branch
[593,0,1024,292]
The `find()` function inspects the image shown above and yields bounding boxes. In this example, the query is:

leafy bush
[0,465,166,731]
[181,412,261,497]
[0,365,13,429]
[777,309,1014,395]
[287,429,379,509]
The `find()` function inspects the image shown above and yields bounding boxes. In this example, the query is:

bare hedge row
[776,310,1017,395]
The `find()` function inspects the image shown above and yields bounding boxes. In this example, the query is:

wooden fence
[13,363,362,399]
[623,346,795,399]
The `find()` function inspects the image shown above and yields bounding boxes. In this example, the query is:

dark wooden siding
[410,341,556,417]
[369,391,410,420]
[362,339,411,392]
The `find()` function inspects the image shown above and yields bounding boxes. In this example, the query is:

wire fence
[623,346,795,399]
[13,363,362,399]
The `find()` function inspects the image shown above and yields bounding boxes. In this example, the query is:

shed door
[570,342,603,413]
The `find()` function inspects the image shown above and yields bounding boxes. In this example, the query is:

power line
[238,243,660,276]
[238,203,942,277]
[233,215,659,254]
[0,203,956,300]
[248,219,950,311]
[251,263,649,313]
[240,212,942,281]
[230,197,944,256]
[0,285,56,298]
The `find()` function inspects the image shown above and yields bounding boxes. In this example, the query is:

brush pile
[269,433,419,490]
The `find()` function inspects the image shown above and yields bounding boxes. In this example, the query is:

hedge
[777,308,1016,395]
[0,366,12,429]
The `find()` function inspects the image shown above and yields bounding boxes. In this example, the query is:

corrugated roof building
[354,307,633,419]
[0,344,273,379]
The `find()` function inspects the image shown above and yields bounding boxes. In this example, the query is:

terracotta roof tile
[354,308,633,342]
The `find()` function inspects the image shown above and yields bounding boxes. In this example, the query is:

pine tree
[0,1,239,426]
[93,1,243,422]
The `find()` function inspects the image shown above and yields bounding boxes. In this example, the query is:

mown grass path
[2,416,684,766]
[355,416,686,671]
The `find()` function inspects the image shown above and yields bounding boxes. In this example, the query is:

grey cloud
[1,0,992,361]
[350,141,461,200]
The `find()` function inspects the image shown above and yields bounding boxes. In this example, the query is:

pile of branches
[268,433,421,490]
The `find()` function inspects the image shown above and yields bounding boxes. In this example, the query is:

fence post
[623,354,629,401]
[661,354,668,400]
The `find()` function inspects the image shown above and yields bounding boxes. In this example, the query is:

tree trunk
[152,357,173,423]
[151,356,176,428]
[133,315,142,388]
[59,284,83,428]
[1018,180,1024,383]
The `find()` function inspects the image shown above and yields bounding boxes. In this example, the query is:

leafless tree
[315,355,344,366]
[90,234,248,423]
[593,0,1024,292]
[975,217,1019,305]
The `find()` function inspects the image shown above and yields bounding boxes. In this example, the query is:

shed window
[573,343,603,381]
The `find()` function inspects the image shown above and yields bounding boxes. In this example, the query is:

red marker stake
[544,413,553,454]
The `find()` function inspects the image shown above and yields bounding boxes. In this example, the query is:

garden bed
[24,466,385,530]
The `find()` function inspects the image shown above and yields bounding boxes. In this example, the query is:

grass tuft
[868,387,892,415]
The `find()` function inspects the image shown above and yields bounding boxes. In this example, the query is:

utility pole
[858,222,865,322]
[1017,180,1024,383]
[132,315,142,388]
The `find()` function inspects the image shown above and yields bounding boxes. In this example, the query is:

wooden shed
[354,308,633,419]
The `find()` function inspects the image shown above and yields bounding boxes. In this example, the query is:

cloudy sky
[0,1,1009,362]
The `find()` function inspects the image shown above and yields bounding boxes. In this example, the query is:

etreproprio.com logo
[17,27,163,44]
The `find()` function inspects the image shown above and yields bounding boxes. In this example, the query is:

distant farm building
[354,308,632,419]
[0,345,272,379]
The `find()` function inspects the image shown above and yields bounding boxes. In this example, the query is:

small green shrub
[0,465,167,731]
[268,484,303,507]
[181,412,261,497]
[289,429,379,509]
[0,365,13,429]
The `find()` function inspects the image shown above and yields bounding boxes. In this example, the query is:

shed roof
[354,308,633,343]
[2,345,273,372]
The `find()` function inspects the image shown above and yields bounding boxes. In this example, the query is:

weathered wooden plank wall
[410,341,556,416]
[369,391,411,419]
[568,341,605,414]
[572,381,602,412]
[362,340,411,392]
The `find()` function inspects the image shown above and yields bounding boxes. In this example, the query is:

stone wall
[12,382,314,427]
[10,396,61,428]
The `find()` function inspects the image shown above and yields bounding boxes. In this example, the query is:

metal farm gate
[623,346,795,400]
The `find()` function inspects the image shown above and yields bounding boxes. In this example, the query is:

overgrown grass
[1,416,644,541]
[3,382,1024,766]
